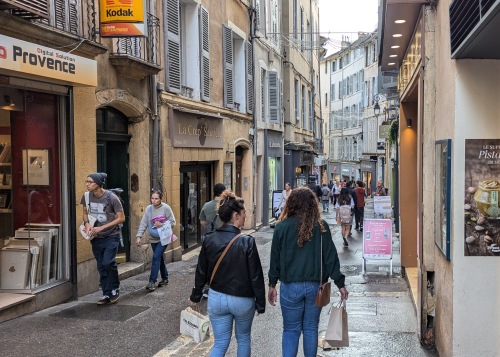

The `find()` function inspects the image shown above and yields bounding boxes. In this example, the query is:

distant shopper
[375,180,387,196]
[268,186,348,357]
[190,190,265,357]
[321,183,330,212]
[135,190,176,291]
[199,183,226,237]
[274,182,292,218]
[81,172,125,305]
[332,180,341,205]
[354,181,366,231]
[335,187,355,247]
[346,181,357,237]
[307,176,322,200]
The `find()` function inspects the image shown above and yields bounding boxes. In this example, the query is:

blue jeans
[207,289,255,357]
[91,235,120,296]
[322,200,329,211]
[280,282,322,357]
[149,242,168,283]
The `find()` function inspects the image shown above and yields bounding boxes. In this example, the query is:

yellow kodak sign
[100,0,144,23]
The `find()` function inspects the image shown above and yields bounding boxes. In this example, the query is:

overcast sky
[318,0,379,43]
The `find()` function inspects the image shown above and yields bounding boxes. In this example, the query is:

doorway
[180,164,211,252]
[96,107,131,261]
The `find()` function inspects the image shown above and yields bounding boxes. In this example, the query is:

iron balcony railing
[111,13,160,66]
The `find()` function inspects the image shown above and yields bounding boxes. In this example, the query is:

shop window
[1,90,68,292]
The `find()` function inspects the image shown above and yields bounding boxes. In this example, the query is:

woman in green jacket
[268,186,348,357]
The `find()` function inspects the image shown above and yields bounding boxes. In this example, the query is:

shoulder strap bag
[79,192,97,240]
[210,233,242,285]
[315,229,331,307]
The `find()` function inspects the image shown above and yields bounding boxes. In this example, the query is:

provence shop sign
[0,35,97,86]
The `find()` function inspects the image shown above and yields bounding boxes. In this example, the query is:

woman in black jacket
[190,190,265,357]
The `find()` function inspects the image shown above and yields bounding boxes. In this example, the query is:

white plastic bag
[180,307,211,343]
[157,221,173,246]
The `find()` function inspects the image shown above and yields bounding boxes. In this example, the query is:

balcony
[0,0,106,58]
[450,0,500,58]
[108,13,162,80]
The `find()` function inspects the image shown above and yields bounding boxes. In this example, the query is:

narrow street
[0,199,436,357]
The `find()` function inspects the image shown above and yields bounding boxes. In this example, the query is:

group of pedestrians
[188,183,348,357]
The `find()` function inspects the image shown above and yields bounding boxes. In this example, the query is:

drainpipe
[249,6,258,228]
[150,0,160,190]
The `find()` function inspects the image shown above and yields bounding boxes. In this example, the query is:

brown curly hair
[279,186,325,247]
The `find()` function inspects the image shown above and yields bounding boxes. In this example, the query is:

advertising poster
[363,219,392,260]
[464,139,500,256]
[374,196,392,216]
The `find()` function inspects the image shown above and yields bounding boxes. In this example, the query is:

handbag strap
[210,233,242,285]
[319,228,323,285]
[85,192,90,212]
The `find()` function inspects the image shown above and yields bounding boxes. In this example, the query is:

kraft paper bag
[324,299,349,347]
[180,307,211,343]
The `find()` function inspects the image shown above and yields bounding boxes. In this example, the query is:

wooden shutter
[222,25,234,108]
[255,0,261,29]
[165,0,181,93]
[245,41,254,114]
[268,71,278,122]
[199,6,210,102]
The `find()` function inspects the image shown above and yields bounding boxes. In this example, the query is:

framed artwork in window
[22,149,50,186]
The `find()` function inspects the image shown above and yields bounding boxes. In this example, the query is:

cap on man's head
[88,172,107,187]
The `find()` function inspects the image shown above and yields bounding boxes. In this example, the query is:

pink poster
[363,219,392,259]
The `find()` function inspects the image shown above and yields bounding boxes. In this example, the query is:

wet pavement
[0,198,438,357]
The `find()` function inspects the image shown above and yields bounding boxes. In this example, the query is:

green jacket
[268,217,345,289]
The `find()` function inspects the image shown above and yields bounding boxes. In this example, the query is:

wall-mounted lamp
[226,150,234,155]
[406,118,412,128]
[4,95,15,107]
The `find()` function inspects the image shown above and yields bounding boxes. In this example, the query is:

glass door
[180,164,211,252]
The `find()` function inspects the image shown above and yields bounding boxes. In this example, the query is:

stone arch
[234,138,252,150]
[95,89,149,122]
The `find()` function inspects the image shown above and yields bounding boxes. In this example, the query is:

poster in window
[223,163,232,191]
[464,139,500,256]
[22,149,50,186]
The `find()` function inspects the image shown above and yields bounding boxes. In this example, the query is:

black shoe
[109,289,120,304]
[360,228,363,232]
[97,295,110,305]
[343,238,349,247]
[157,279,169,287]
[146,282,156,291]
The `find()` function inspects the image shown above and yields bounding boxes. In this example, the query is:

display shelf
[0,163,11,166]
[0,209,12,213]
[0,186,11,190]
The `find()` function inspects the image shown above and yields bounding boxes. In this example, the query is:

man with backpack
[307,176,322,200]
[199,183,226,238]
[321,183,331,212]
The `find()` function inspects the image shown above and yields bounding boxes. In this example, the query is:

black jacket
[190,224,266,313]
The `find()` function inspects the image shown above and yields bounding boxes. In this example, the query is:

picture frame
[435,139,451,261]
[0,193,7,208]
[22,149,50,186]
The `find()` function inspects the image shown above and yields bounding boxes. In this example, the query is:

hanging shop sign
[99,0,147,37]
[0,35,97,86]
[464,139,500,257]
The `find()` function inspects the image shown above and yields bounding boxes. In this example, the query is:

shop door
[96,108,131,261]
[180,164,211,252]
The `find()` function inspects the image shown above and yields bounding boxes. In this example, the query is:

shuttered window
[222,25,234,108]
[200,6,210,102]
[164,0,181,93]
[245,41,253,114]
[268,71,278,123]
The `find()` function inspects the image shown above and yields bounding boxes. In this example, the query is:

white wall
[453,60,500,356]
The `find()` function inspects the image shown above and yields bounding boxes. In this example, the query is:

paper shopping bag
[324,299,349,347]
[158,221,173,246]
[180,307,211,343]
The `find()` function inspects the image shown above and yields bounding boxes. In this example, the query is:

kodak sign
[99,0,144,23]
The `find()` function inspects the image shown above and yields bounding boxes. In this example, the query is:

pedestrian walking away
[81,172,125,305]
[274,182,292,220]
[354,180,366,231]
[307,176,322,200]
[190,190,266,357]
[199,183,226,239]
[268,186,348,357]
[135,190,176,291]
[335,187,355,247]
[321,183,330,212]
